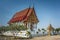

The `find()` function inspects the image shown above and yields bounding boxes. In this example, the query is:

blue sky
[0,0,60,29]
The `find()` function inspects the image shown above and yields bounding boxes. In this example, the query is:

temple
[8,7,39,31]
[47,24,54,35]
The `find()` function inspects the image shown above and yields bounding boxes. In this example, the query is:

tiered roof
[8,7,39,24]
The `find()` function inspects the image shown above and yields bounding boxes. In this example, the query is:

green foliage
[0,26,6,31]
[42,28,46,35]
[0,25,27,32]
[26,31,31,35]
[9,25,27,31]
[19,25,27,30]
[36,31,39,34]
[55,28,60,32]
[42,28,46,31]
[38,29,41,32]
[0,27,3,31]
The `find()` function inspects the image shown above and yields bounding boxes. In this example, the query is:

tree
[0,24,27,32]
[36,31,39,34]
[38,29,41,32]
[9,25,27,31]
[55,28,60,34]
[42,28,46,35]
[37,29,41,34]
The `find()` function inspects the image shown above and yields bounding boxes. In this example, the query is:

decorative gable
[8,7,39,24]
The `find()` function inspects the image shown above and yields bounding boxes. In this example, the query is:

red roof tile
[8,7,38,24]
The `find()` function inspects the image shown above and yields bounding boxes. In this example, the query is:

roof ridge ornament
[28,0,34,8]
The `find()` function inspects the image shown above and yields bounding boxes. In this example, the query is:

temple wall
[26,23,37,35]
[9,22,37,36]
[10,22,37,33]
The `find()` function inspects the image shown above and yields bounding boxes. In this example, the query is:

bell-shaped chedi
[47,24,54,36]
[8,7,39,31]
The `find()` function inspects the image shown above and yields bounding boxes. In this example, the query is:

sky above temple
[0,0,60,29]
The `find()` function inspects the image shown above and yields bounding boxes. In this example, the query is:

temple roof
[8,7,39,24]
[47,24,54,30]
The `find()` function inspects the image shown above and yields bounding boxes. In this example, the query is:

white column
[33,23,37,29]
[27,23,31,31]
